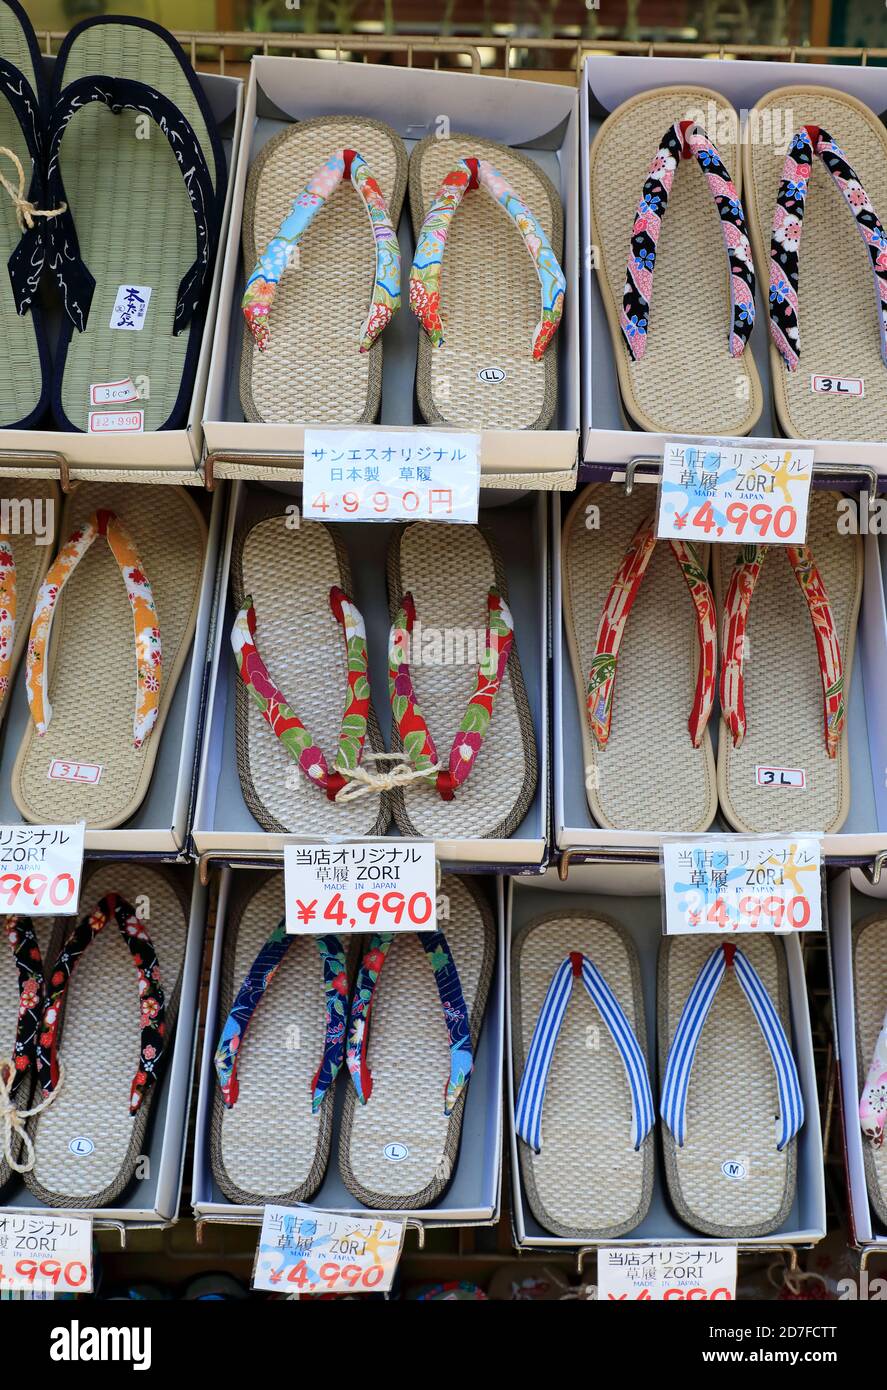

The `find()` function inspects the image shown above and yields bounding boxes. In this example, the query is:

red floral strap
[587,516,716,749]
[388,588,514,802]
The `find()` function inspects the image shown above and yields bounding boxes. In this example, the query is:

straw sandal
[210,872,355,1206]
[590,87,763,435]
[0,480,58,730]
[0,911,57,1191]
[11,483,207,829]
[562,483,717,832]
[45,16,226,433]
[712,490,862,834]
[409,134,565,430]
[239,117,407,425]
[659,935,803,1237]
[854,915,887,1226]
[385,522,537,840]
[23,863,190,1209]
[744,87,887,442]
[231,499,388,837]
[512,911,655,1239]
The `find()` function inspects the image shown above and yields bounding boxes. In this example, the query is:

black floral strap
[45,74,220,335]
[37,893,166,1116]
[0,56,48,316]
[769,125,887,372]
[3,915,45,1099]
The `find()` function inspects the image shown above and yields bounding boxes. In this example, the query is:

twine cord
[334,750,440,803]
[0,147,67,233]
[0,1058,63,1174]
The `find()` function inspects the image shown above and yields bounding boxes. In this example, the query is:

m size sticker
[109,284,151,330]
[87,409,143,434]
[90,378,140,406]
[755,765,806,789]
[48,760,102,785]
[811,374,864,397]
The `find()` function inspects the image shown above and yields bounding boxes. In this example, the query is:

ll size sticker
[476,367,506,383]
[755,765,806,789]
[90,377,140,406]
[109,284,152,331]
[88,409,144,434]
[48,760,102,785]
[811,374,864,397]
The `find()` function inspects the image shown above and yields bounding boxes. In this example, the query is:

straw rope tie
[0,148,67,234]
[0,1058,63,1174]
[334,750,441,803]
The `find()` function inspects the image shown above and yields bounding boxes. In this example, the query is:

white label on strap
[755,765,806,789]
[598,1245,737,1301]
[48,759,102,785]
[90,377,140,406]
[662,835,822,934]
[88,409,144,434]
[811,374,864,397]
[110,284,152,330]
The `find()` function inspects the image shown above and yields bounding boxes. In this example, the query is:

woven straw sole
[11,482,207,828]
[589,86,763,436]
[51,21,221,432]
[386,521,537,839]
[853,915,887,1226]
[0,480,59,731]
[338,874,495,1209]
[744,86,887,442]
[0,911,57,1192]
[562,483,717,832]
[712,490,862,834]
[231,497,388,837]
[410,133,562,430]
[210,872,356,1206]
[23,862,190,1209]
[512,911,654,1239]
[239,116,407,425]
[658,933,797,1237]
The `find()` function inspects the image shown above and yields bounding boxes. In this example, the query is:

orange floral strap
[0,538,14,713]
[26,509,161,749]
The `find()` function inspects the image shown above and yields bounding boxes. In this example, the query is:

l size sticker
[88,409,144,434]
[48,759,102,785]
[756,765,806,789]
[110,284,151,330]
[90,377,139,406]
[811,374,864,397]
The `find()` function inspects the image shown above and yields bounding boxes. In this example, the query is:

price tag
[0,1213,92,1293]
[284,842,436,935]
[303,428,480,524]
[252,1205,404,1296]
[0,822,85,916]
[598,1245,736,1301]
[662,836,821,935]
[657,442,813,546]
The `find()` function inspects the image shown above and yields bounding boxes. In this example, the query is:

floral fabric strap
[587,514,716,749]
[37,893,165,1115]
[860,1004,887,1147]
[346,930,473,1115]
[409,156,565,360]
[0,56,49,316]
[242,148,400,354]
[0,537,15,714]
[720,542,845,758]
[231,584,371,801]
[388,587,514,802]
[621,120,756,363]
[3,915,45,1099]
[214,922,348,1113]
[26,509,161,749]
[769,125,887,371]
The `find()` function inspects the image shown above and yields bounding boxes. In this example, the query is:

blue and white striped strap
[515,951,654,1154]
[661,944,804,1151]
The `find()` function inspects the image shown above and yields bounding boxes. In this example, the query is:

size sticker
[0,1213,92,1294]
[0,821,85,916]
[284,842,436,936]
[658,442,813,546]
[661,836,821,934]
[811,374,864,397]
[598,1246,736,1301]
[48,759,102,786]
[109,284,151,330]
[90,377,140,406]
[755,765,806,789]
[87,409,144,434]
[303,428,480,524]
[252,1205,404,1296]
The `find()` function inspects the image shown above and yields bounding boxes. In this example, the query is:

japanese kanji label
[661,836,822,935]
[283,841,436,936]
[252,1205,404,1295]
[303,428,480,524]
[0,822,85,917]
[0,1213,92,1294]
[598,1245,737,1301]
[657,442,813,546]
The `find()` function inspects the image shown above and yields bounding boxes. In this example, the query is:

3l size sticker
[756,765,806,789]
[0,1213,92,1294]
[87,409,143,434]
[658,442,813,546]
[0,821,85,916]
[811,374,864,397]
[303,428,480,524]
[109,284,151,330]
[253,1205,404,1296]
[90,377,139,406]
[661,836,822,934]
[284,842,436,936]
[48,759,102,786]
[599,1246,737,1302]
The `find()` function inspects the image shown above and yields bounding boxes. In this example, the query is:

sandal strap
[860,1004,887,1148]
[37,893,166,1115]
[0,538,15,715]
[213,922,348,1113]
[46,75,220,335]
[769,125,887,371]
[409,156,565,360]
[3,915,44,1099]
[661,942,804,1151]
[621,120,756,363]
[0,57,49,316]
[231,584,372,802]
[242,148,400,353]
[26,508,161,748]
[388,587,514,802]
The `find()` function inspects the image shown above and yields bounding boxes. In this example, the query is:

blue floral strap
[0,56,51,316]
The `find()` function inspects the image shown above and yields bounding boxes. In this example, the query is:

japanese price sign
[0,1213,93,1293]
[0,822,85,916]
[657,442,813,546]
[303,428,480,524]
[598,1245,737,1301]
[284,841,436,935]
[253,1205,404,1295]
[662,837,822,935]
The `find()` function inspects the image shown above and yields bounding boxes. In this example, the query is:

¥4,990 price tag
[599,1245,737,1301]
[0,1213,93,1293]
[657,442,813,545]
[303,428,480,524]
[284,841,436,935]
[253,1205,405,1296]
[0,822,85,915]
[662,837,821,935]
